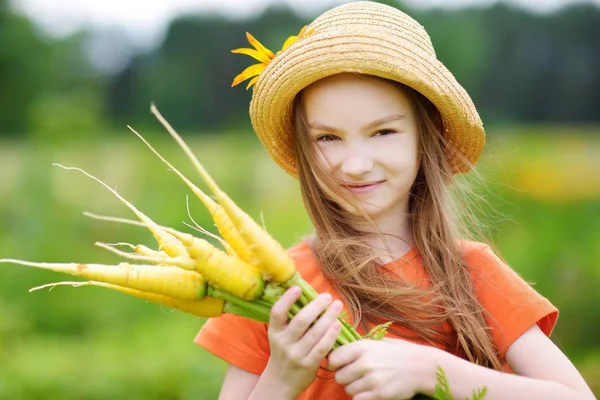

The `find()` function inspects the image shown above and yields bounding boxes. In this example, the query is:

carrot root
[126,123,254,264]
[54,164,189,260]
[94,241,195,269]
[149,105,296,283]
[1,259,207,300]
[30,280,225,318]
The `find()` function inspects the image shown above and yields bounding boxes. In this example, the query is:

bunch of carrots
[0,106,485,400]
[0,104,380,348]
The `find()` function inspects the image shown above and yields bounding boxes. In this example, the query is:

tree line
[1,0,599,138]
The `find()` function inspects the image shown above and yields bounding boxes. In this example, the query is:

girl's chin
[340,200,408,223]
[341,204,387,219]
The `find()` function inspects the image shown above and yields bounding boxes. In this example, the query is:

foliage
[434,366,453,400]
[0,1,105,137]
[432,366,487,400]
[1,1,600,138]
[0,129,598,398]
[108,2,600,130]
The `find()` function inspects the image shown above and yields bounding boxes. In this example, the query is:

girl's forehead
[302,74,414,120]
[305,73,394,94]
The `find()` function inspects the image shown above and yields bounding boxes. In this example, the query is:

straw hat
[237,1,485,177]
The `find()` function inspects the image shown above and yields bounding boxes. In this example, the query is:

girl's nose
[341,154,375,178]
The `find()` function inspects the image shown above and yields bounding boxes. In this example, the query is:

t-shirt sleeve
[466,243,559,360]
[194,313,270,375]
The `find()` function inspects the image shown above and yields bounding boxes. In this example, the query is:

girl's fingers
[296,299,342,350]
[306,319,342,365]
[343,376,372,397]
[285,293,333,340]
[268,286,301,332]
[334,362,364,386]
[328,341,363,371]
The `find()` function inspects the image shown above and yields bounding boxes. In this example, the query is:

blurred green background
[1,0,599,398]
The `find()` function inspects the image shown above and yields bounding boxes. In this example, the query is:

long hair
[292,75,503,370]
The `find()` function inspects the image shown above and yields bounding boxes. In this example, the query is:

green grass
[0,127,598,398]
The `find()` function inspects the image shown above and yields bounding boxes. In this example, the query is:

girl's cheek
[316,146,344,170]
[376,137,418,161]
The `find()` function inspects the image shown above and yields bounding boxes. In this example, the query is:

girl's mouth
[343,180,385,194]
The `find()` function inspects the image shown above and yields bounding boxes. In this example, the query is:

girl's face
[303,73,421,223]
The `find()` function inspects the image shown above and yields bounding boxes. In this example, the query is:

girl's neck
[350,212,414,263]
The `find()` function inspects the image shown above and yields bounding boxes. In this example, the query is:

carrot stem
[285,274,359,344]
[288,273,319,303]
[338,319,361,342]
[223,303,269,323]
[209,287,271,322]
[291,302,302,316]
[299,293,309,307]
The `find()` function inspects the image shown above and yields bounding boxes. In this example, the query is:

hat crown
[309,1,436,59]
[246,1,485,177]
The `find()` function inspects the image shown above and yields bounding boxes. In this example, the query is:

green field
[0,127,598,399]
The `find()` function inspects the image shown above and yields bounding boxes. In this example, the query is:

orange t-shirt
[194,241,558,399]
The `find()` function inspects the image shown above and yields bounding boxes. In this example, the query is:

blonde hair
[292,75,503,370]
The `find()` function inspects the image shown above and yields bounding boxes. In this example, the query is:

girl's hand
[263,286,343,398]
[328,338,433,400]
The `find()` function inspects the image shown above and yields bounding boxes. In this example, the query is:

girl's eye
[315,134,340,142]
[372,129,397,137]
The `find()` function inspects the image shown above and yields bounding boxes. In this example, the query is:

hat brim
[250,26,485,177]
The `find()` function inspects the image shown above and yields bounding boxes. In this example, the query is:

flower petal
[280,26,314,52]
[231,63,266,87]
[246,32,275,59]
[302,26,315,38]
[231,27,315,90]
[246,76,259,90]
[281,35,298,51]
[231,47,272,64]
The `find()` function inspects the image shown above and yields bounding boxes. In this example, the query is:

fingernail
[332,300,342,311]
[333,321,341,330]
[320,293,332,302]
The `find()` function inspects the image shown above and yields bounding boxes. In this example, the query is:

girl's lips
[343,181,385,194]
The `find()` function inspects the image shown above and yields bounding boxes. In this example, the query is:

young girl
[195,2,595,399]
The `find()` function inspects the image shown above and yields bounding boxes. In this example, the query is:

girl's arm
[419,324,596,400]
[218,365,259,400]
[218,362,316,400]
[218,364,299,400]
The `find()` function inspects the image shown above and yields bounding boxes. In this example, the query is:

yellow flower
[231,25,314,90]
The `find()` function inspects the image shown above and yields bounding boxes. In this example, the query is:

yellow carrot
[81,212,265,300]
[30,281,225,318]
[29,280,272,323]
[165,230,265,301]
[82,211,237,258]
[0,259,207,300]
[54,164,191,262]
[149,105,296,283]
[95,241,196,269]
[134,244,170,260]
[126,125,254,264]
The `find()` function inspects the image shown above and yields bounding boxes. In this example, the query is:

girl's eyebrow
[364,114,406,129]
[308,114,406,131]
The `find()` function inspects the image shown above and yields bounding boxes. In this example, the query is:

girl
[195,2,595,399]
